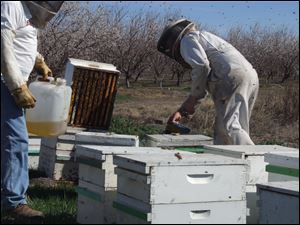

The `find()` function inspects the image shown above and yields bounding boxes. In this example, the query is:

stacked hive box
[38,129,139,181]
[144,134,213,149]
[75,143,184,224]
[257,181,299,224]
[28,136,42,170]
[202,145,298,224]
[75,132,139,224]
[38,127,87,180]
[264,151,299,182]
[38,134,78,181]
[113,153,247,224]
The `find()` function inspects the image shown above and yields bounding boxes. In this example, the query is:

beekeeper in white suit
[157,19,259,145]
[1,1,64,221]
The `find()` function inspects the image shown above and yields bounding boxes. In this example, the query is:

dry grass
[113,83,299,148]
[250,84,299,147]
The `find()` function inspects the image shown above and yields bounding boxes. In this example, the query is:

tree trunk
[176,73,181,86]
[160,80,163,89]
[126,77,130,88]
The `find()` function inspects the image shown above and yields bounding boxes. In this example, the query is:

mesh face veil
[157,19,194,69]
[24,1,64,28]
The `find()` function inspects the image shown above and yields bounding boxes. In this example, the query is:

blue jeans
[1,81,29,210]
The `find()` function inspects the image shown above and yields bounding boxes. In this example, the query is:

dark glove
[11,84,36,108]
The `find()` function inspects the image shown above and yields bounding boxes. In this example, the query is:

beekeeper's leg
[1,81,29,210]
[213,70,259,145]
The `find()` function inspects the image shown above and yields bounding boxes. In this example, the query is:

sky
[95,1,299,35]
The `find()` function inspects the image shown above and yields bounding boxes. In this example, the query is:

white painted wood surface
[78,156,117,188]
[113,153,246,174]
[75,145,191,188]
[257,181,299,224]
[203,145,298,158]
[114,193,247,224]
[38,145,78,180]
[116,164,247,204]
[28,155,39,170]
[28,136,41,170]
[202,145,299,223]
[264,152,299,169]
[65,58,120,86]
[76,132,139,147]
[145,134,213,147]
[245,185,259,224]
[41,135,75,150]
[29,136,42,146]
[76,145,169,161]
[76,180,117,224]
[265,151,299,182]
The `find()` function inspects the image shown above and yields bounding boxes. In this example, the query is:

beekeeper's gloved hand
[34,53,52,80]
[168,95,199,124]
[11,84,36,109]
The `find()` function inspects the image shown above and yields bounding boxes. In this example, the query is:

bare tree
[36,2,298,86]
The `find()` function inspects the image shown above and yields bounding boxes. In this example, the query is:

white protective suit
[180,30,259,145]
[1,1,38,91]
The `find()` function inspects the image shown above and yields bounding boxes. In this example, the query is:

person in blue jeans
[1,1,64,221]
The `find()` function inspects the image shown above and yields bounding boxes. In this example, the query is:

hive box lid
[65,58,120,86]
[113,153,246,174]
[75,132,139,147]
[29,137,41,146]
[257,181,299,196]
[75,145,168,161]
[264,152,299,169]
[68,58,120,73]
[145,134,213,147]
[203,145,298,158]
[41,135,76,148]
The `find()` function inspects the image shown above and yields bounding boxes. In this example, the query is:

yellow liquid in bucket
[26,121,67,137]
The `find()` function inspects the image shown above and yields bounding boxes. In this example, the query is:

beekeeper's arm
[34,52,52,80]
[1,2,36,108]
[169,32,211,123]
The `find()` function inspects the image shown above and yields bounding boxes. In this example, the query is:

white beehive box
[38,144,78,180]
[76,180,116,224]
[75,132,139,147]
[75,145,169,188]
[114,193,246,224]
[37,127,87,180]
[203,145,298,185]
[113,153,247,224]
[28,136,41,170]
[38,130,140,181]
[257,181,299,224]
[38,134,78,181]
[75,145,191,224]
[264,151,299,182]
[202,144,298,224]
[145,134,213,147]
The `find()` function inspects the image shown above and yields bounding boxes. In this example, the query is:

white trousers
[207,48,259,145]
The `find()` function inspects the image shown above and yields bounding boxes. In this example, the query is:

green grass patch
[258,140,286,146]
[109,115,163,145]
[1,182,77,224]
[115,93,134,103]
[27,184,77,224]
